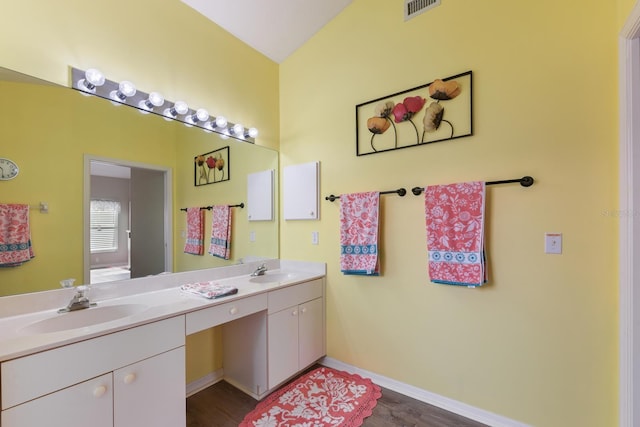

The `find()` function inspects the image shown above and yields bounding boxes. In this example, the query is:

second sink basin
[20,304,149,334]
[249,272,298,284]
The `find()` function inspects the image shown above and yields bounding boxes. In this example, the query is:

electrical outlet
[545,233,562,254]
[312,231,319,245]
[250,231,256,242]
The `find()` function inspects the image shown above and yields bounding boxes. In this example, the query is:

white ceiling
[180,0,354,63]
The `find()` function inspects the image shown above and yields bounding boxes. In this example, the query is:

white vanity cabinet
[1,373,114,427]
[1,316,185,427]
[267,278,325,389]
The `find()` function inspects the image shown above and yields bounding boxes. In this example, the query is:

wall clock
[0,158,19,180]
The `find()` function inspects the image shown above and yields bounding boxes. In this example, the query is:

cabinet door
[1,373,113,427]
[298,297,325,369]
[268,306,299,389]
[114,347,185,427]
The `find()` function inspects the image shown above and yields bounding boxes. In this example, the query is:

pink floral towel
[208,205,232,260]
[424,181,487,287]
[340,192,380,275]
[0,204,35,267]
[184,207,205,255]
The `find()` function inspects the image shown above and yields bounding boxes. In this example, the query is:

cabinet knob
[292,309,298,316]
[301,307,307,314]
[93,385,107,398]
[229,307,239,315]
[123,373,137,384]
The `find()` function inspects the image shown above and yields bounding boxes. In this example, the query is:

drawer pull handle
[93,385,107,398]
[123,373,137,384]
[229,307,239,315]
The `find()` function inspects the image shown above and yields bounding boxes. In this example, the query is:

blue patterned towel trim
[341,244,378,255]
[341,269,380,276]
[428,250,482,265]
[210,237,229,248]
[0,242,31,252]
[432,279,485,287]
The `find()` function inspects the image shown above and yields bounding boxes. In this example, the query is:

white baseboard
[186,368,224,397]
[320,357,530,427]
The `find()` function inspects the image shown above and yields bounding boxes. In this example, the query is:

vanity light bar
[70,67,257,144]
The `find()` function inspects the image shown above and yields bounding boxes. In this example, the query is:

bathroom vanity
[0,260,325,427]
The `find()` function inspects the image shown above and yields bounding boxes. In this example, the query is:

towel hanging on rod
[411,176,534,195]
[180,203,244,212]
[325,188,406,202]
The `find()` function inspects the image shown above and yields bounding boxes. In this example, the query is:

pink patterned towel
[208,205,232,260]
[340,192,380,275]
[184,207,205,255]
[180,281,238,299]
[424,181,487,287]
[0,204,35,267]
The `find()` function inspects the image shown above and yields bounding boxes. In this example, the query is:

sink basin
[20,304,149,334]
[249,272,298,284]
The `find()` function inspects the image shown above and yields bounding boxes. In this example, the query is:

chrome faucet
[58,285,97,313]
[250,263,268,277]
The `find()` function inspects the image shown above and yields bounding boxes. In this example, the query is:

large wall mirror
[0,67,279,297]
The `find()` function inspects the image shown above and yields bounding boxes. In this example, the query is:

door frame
[83,155,173,284]
[619,3,640,426]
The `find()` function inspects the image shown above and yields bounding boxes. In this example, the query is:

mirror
[0,67,279,297]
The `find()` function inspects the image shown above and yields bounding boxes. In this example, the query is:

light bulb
[214,116,227,129]
[139,92,165,111]
[163,101,189,119]
[77,68,105,93]
[231,123,244,136]
[110,80,136,102]
[174,101,189,115]
[246,127,259,138]
[187,108,209,124]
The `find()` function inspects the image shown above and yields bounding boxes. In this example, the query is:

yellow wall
[279,1,618,426]
[619,0,639,28]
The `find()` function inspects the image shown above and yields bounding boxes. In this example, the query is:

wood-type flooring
[186,366,488,427]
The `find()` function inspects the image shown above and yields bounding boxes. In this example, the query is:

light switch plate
[545,233,562,254]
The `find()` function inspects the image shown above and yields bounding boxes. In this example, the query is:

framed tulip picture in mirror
[355,70,472,156]
[194,146,230,186]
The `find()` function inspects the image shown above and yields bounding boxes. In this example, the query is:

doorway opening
[83,156,173,285]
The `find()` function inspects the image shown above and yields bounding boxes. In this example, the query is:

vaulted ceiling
[180,0,354,63]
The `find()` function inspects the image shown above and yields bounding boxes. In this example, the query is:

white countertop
[0,260,325,362]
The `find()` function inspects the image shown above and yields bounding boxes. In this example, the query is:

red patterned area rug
[239,366,382,427]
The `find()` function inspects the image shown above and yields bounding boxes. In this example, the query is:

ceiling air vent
[404,0,441,21]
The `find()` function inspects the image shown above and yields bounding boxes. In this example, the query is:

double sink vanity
[0,259,326,427]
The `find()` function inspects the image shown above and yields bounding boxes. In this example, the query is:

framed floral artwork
[355,70,472,156]
[194,146,230,186]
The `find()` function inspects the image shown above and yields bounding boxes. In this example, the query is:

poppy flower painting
[356,70,472,156]
[194,146,230,186]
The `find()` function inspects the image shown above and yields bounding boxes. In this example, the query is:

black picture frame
[194,146,230,186]
[355,70,473,156]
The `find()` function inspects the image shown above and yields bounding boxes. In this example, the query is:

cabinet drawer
[1,315,184,410]
[268,279,323,314]
[186,293,267,335]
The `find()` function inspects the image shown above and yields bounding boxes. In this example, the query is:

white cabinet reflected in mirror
[247,169,274,221]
